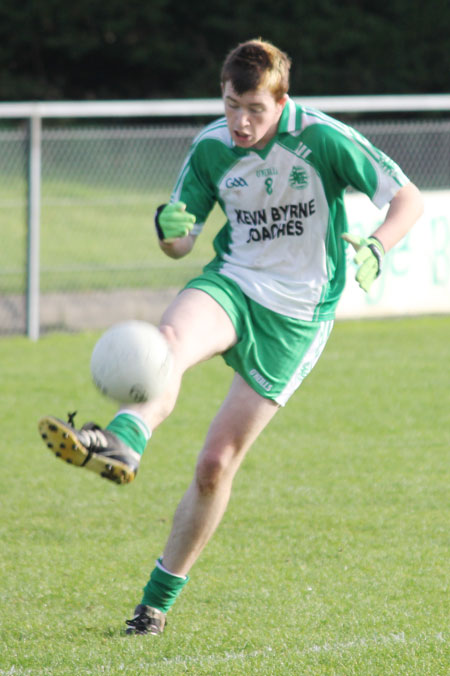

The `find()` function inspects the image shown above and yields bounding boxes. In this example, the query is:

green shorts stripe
[184,271,333,405]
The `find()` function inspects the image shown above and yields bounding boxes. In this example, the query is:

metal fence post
[27,114,41,340]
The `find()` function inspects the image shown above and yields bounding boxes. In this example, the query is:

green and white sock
[106,410,151,456]
[141,558,189,613]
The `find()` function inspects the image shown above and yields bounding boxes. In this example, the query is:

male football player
[39,38,423,636]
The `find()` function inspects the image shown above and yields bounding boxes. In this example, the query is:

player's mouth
[233,130,253,146]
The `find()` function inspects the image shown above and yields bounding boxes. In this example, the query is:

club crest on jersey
[289,166,309,189]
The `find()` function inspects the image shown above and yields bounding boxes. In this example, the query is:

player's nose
[235,110,250,128]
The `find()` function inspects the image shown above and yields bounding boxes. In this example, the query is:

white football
[90,320,173,403]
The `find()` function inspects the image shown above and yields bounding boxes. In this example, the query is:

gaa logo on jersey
[225,176,248,188]
[289,166,309,189]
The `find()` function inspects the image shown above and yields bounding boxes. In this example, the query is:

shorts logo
[225,176,248,188]
[289,166,309,189]
[249,368,272,392]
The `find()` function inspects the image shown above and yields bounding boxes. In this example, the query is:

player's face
[222,81,287,150]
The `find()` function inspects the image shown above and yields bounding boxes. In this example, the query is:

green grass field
[1,317,449,675]
[0,126,196,291]
[0,186,225,295]
[0,178,223,294]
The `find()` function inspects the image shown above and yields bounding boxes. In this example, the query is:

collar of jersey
[232,97,302,159]
[278,97,303,133]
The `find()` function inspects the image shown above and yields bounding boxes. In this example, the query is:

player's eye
[226,98,239,109]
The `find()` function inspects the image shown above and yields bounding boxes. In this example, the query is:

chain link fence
[1,113,449,335]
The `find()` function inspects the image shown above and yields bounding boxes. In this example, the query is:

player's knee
[159,323,189,377]
[159,323,177,351]
[195,449,234,495]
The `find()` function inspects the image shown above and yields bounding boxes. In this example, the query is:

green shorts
[184,270,333,406]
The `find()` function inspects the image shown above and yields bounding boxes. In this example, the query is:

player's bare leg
[39,288,237,484]
[126,374,279,635]
[126,287,238,430]
[162,373,279,576]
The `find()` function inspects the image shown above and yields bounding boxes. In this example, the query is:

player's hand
[342,233,385,292]
[155,201,196,242]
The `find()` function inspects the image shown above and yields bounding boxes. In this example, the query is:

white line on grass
[129,631,447,671]
[0,632,445,675]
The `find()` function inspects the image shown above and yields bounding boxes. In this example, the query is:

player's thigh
[159,288,237,371]
[201,372,279,466]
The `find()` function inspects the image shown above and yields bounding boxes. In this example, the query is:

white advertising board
[337,191,450,318]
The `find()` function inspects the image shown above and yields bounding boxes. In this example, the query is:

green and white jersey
[171,97,409,321]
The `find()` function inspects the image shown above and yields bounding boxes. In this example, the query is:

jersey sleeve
[309,123,409,209]
[170,139,219,236]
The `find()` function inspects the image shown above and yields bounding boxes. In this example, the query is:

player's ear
[276,93,289,112]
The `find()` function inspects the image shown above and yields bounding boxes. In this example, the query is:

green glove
[342,233,385,292]
[155,201,196,241]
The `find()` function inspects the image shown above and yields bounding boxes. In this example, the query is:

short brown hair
[221,39,291,101]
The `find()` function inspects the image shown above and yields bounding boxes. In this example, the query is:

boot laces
[67,411,108,450]
[79,427,108,450]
